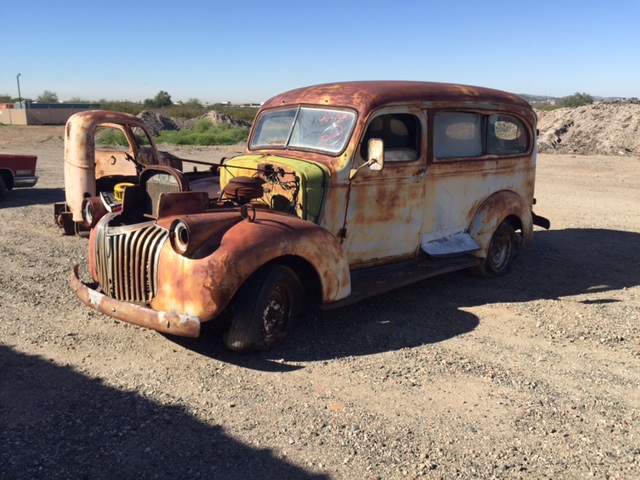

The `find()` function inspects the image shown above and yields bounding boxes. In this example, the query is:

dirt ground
[0,125,639,479]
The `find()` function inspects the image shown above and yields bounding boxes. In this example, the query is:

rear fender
[468,190,532,255]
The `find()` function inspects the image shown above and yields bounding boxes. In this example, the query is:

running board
[321,255,480,310]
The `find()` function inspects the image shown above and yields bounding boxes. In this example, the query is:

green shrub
[169,99,207,119]
[98,100,145,115]
[208,104,259,123]
[157,120,248,146]
[560,92,593,108]
[95,129,149,146]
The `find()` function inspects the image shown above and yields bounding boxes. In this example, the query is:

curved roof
[261,81,532,116]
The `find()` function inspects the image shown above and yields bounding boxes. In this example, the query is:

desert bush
[95,129,149,146]
[560,92,594,108]
[143,91,173,109]
[169,99,207,119]
[157,119,248,145]
[37,90,59,103]
[208,104,259,123]
[98,100,145,115]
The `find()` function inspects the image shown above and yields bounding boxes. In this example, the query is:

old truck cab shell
[71,81,549,352]
[56,110,185,234]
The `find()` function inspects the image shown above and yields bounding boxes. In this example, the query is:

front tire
[223,265,304,352]
[471,221,518,278]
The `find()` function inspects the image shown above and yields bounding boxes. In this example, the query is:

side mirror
[349,138,385,179]
[368,138,384,171]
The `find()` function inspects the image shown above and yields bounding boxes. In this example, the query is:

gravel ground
[0,126,639,479]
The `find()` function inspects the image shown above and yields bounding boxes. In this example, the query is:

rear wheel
[0,176,7,199]
[471,221,518,278]
[223,265,304,352]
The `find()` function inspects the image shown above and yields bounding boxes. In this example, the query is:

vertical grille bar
[94,222,169,303]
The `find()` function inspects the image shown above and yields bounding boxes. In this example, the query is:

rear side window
[434,112,529,159]
[433,112,482,158]
[487,115,529,155]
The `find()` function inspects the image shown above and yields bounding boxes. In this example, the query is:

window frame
[430,110,531,162]
[358,110,424,165]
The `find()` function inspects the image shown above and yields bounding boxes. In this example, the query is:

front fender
[468,190,533,255]
[151,210,351,321]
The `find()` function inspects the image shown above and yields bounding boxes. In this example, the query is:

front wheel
[471,221,518,278]
[223,265,304,352]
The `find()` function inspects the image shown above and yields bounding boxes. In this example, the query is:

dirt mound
[537,99,640,156]
[137,111,181,136]
[197,111,252,129]
[137,110,251,137]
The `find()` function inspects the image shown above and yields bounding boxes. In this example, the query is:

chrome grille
[95,221,169,302]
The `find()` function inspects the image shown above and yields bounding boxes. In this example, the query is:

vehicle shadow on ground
[0,187,65,207]
[0,345,329,480]
[173,227,640,368]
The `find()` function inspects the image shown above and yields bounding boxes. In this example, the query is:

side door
[340,110,427,267]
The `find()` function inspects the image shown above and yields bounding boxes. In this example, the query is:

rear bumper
[71,265,201,337]
[14,175,38,188]
[532,211,551,230]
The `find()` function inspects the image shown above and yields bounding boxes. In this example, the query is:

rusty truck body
[71,81,549,351]
[54,110,219,235]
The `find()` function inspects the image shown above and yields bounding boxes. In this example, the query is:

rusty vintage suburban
[71,81,550,351]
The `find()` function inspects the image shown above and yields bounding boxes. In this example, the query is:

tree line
[0,90,258,122]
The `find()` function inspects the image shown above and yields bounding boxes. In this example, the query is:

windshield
[249,106,356,154]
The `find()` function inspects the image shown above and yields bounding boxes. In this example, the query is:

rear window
[487,115,529,155]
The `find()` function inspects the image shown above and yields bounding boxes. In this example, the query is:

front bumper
[71,266,201,337]
[14,175,39,188]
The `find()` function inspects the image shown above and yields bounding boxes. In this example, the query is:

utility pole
[16,73,22,107]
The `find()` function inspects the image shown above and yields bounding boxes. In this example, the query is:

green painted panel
[221,154,328,224]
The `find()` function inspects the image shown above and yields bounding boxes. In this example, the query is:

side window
[488,114,529,154]
[433,112,482,159]
[361,113,420,162]
[94,126,135,152]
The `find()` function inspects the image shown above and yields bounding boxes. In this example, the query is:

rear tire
[471,221,518,278]
[223,265,304,352]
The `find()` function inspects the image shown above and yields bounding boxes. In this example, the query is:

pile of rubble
[537,98,640,156]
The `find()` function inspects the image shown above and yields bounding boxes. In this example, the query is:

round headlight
[81,197,109,228]
[82,199,94,226]
[170,219,190,255]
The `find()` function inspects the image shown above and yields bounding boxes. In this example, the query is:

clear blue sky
[2,0,639,103]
